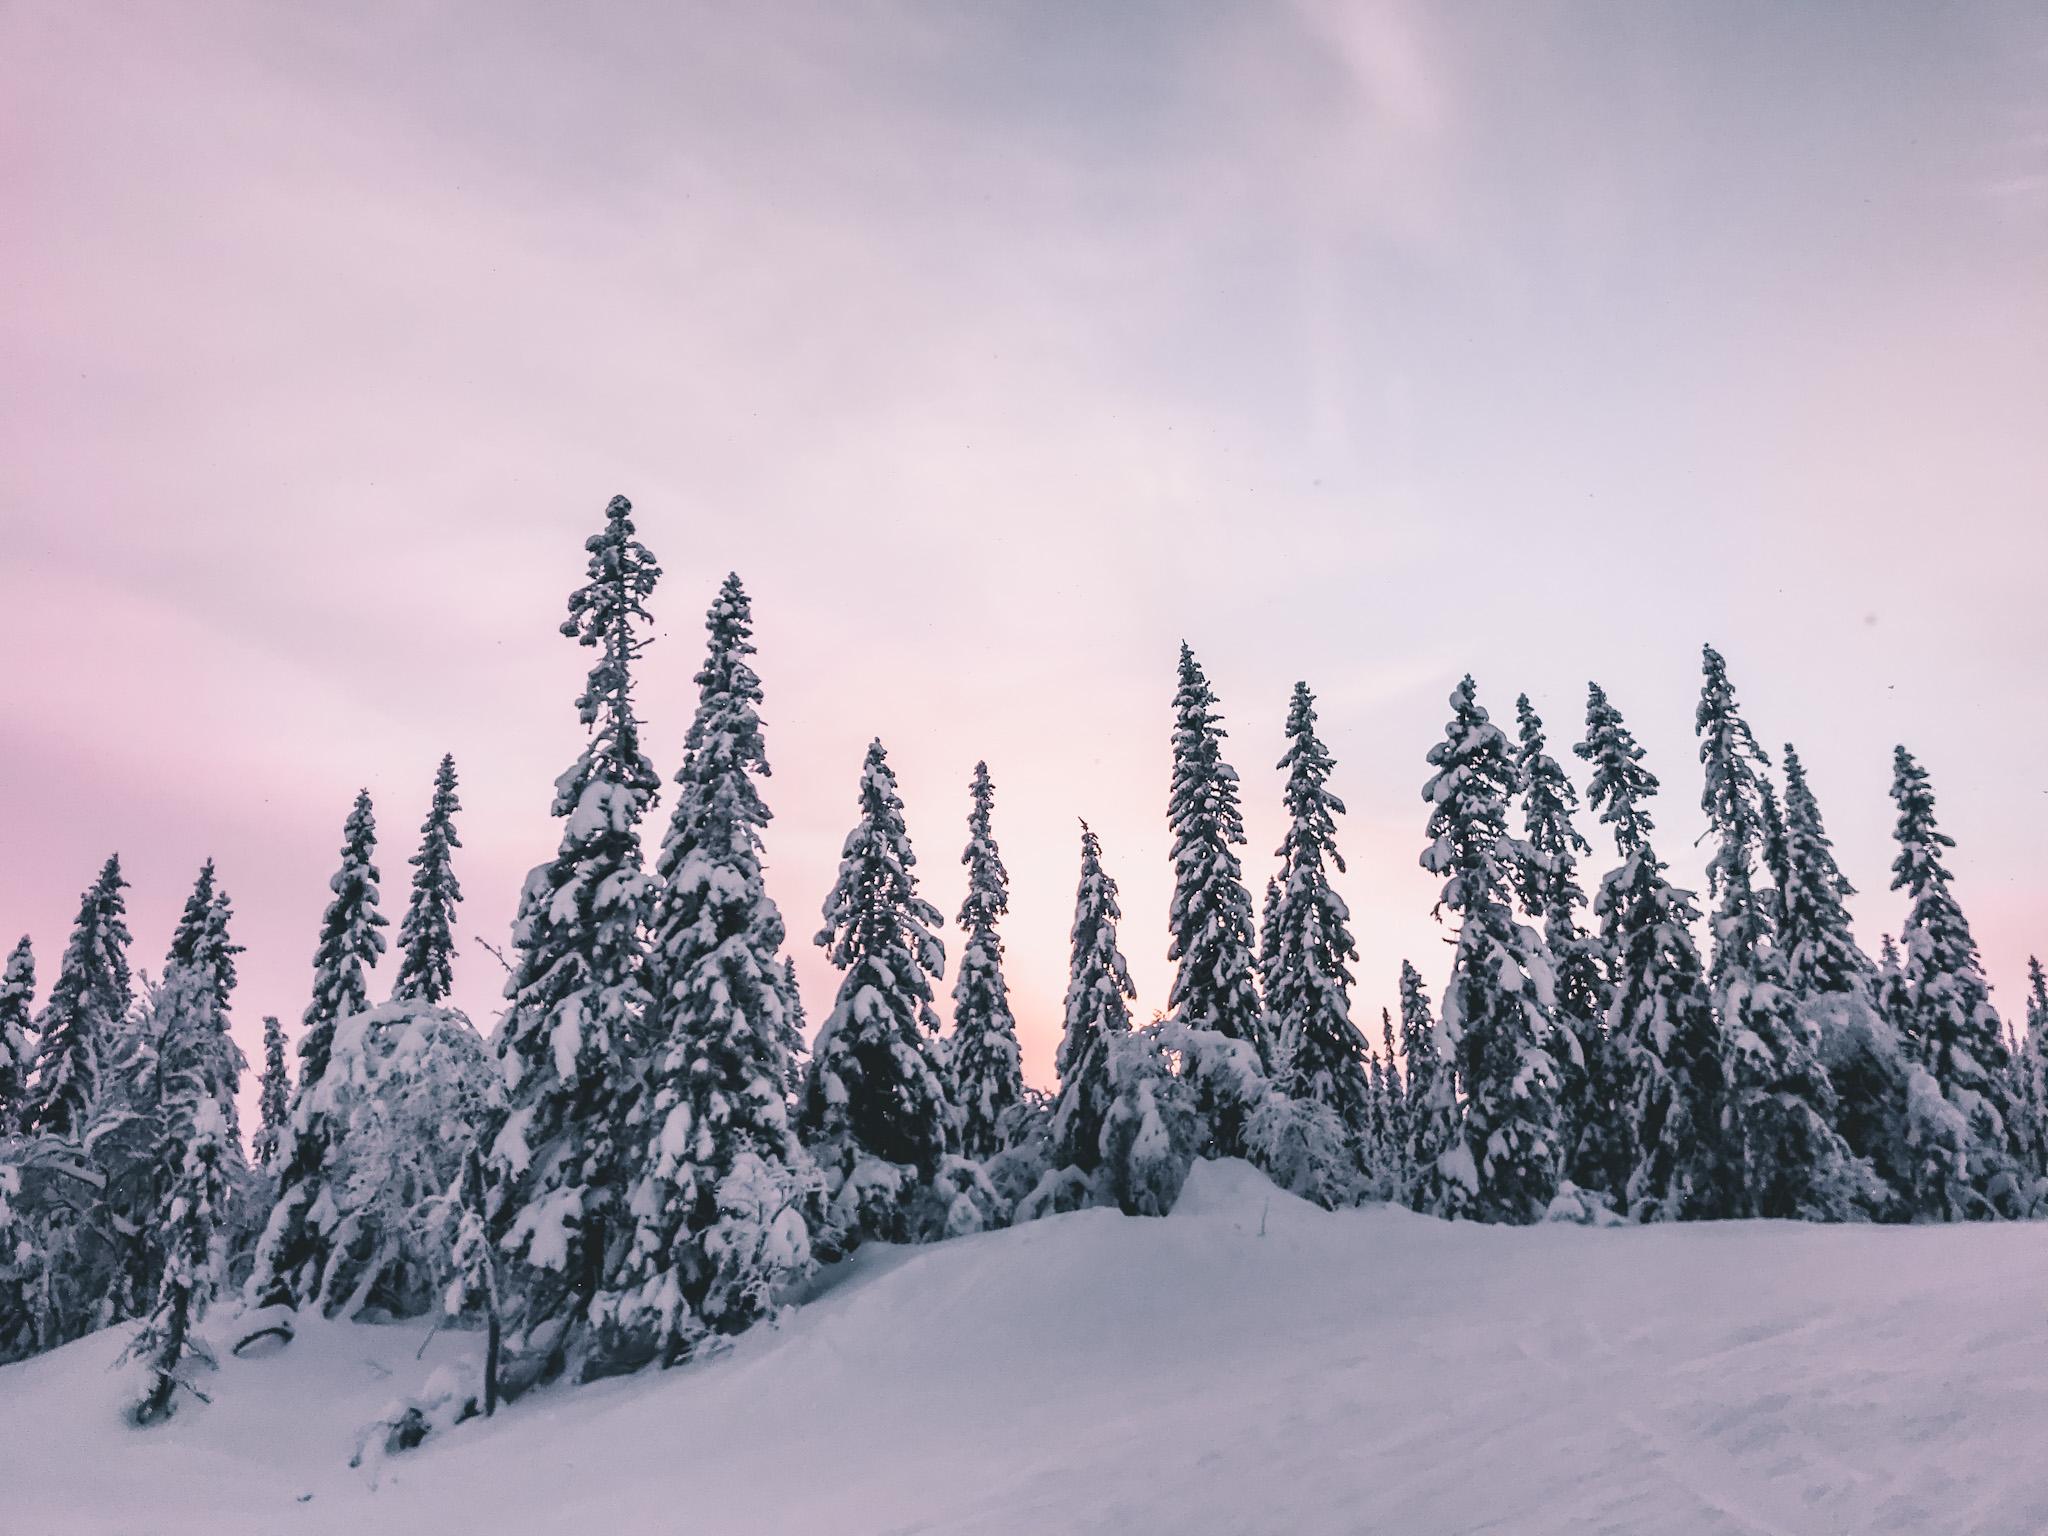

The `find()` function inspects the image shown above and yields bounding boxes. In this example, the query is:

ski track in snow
[7,1160,2048,1536]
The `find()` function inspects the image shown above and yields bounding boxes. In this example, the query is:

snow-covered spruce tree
[125,1090,231,1426]
[252,1015,290,1171]
[1421,678,1564,1224]
[1889,746,2017,1218]
[1775,742,1908,1213]
[2020,957,2048,1185]
[1166,644,1268,1156]
[1267,683,1371,1152]
[950,761,1024,1160]
[165,860,243,1021]
[1364,1047,1392,1186]
[1696,646,1857,1220]
[1778,745,1875,1000]
[1397,961,1462,1215]
[1051,821,1137,1180]
[615,572,813,1365]
[1379,1007,1412,1199]
[29,855,133,1139]
[486,494,663,1387]
[1259,876,1283,1003]
[799,740,954,1245]
[248,789,388,1314]
[1574,682,1718,1220]
[0,937,33,1136]
[1512,694,1612,1200]
[394,753,463,1006]
[100,960,246,1396]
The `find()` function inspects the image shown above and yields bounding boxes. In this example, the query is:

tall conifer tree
[29,855,133,1139]
[249,790,388,1312]
[1166,646,1266,1062]
[1397,960,1462,1216]
[1513,694,1615,1196]
[1379,1006,1412,1199]
[2020,957,2048,1180]
[1576,683,1719,1219]
[487,494,663,1384]
[800,741,954,1210]
[166,860,242,1020]
[1053,821,1137,1173]
[1889,745,2015,1217]
[1420,677,1565,1223]
[1696,647,1854,1219]
[126,1089,231,1426]
[0,937,34,1136]
[394,754,464,1006]
[950,762,1023,1159]
[1777,744,1874,1000]
[1267,683,1371,1150]
[252,1015,290,1170]
[618,573,812,1361]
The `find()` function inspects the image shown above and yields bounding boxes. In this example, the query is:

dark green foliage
[619,573,812,1360]
[951,761,1024,1160]
[801,740,954,1191]
[1577,683,1718,1220]
[1166,645,1267,1082]
[1889,746,2016,1217]
[1696,647,1855,1220]
[487,493,664,1384]
[394,754,464,1006]
[1268,683,1370,1150]
[1421,678,1564,1223]
[1053,822,1137,1173]
[29,856,133,1139]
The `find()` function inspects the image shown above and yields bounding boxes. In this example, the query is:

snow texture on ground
[6,1157,2048,1535]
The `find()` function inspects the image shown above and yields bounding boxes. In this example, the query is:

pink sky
[3,2,2045,1095]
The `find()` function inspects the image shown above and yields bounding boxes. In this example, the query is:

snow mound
[1167,1154,1321,1223]
[10,1189,2048,1533]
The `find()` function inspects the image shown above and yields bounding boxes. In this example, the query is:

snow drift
[6,1159,2048,1535]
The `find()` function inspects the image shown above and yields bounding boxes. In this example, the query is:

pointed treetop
[1695,645,1776,973]
[817,739,945,978]
[0,936,35,1133]
[1420,676,1518,916]
[1514,693,1591,927]
[28,854,134,1138]
[950,759,1021,1159]
[1776,742,1872,998]
[394,753,464,1005]
[1575,682,1659,858]
[560,494,662,798]
[305,790,387,1050]
[958,760,1009,933]
[169,859,243,1005]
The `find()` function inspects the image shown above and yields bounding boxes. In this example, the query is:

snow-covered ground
[7,1159,2048,1535]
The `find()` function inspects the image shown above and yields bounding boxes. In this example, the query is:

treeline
[1,494,2043,1440]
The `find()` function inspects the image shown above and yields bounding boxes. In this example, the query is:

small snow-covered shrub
[1244,1093,1364,1210]
[1542,1182,1621,1226]
[1100,1025,1201,1217]
[305,1000,496,1319]
[1808,992,1911,1220]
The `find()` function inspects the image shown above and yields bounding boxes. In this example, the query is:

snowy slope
[8,1159,2048,1535]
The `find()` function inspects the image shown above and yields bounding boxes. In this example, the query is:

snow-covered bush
[980,1091,1053,1214]
[297,1000,495,1319]
[1100,1024,1202,1217]
[1243,1092,1364,1210]
[1808,992,1911,1219]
